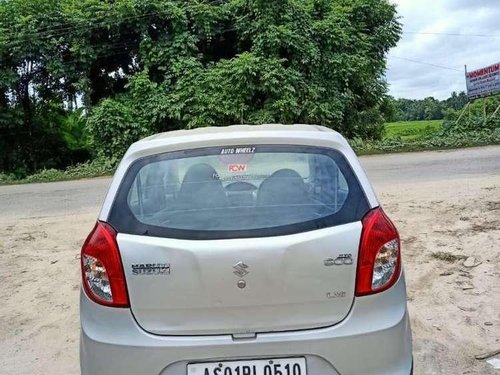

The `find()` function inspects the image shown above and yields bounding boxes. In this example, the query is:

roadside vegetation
[0,0,402,181]
[2,94,499,184]
[2,114,499,184]
[387,91,468,122]
[352,128,500,155]
[0,158,115,185]
[354,95,500,155]
[0,0,499,184]
[384,120,442,140]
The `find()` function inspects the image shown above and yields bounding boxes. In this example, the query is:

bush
[0,158,116,184]
[352,128,500,155]
[0,172,16,183]
[87,98,152,159]
[443,96,500,133]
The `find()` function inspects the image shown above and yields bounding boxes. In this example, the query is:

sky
[386,0,500,100]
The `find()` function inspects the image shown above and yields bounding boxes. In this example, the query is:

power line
[0,2,231,48]
[1,10,491,75]
[0,12,168,48]
[2,6,499,45]
[390,55,462,72]
[403,31,500,38]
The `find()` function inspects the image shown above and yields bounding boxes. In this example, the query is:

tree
[87,0,402,156]
[1,0,402,169]
[391,92,469,122]
[444,91,468,111]
[422,97,442,120]
[0,0,142,172]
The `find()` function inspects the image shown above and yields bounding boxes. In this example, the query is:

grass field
[384,119,443,140]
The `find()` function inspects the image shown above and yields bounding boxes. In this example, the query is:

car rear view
[80,124,412,375]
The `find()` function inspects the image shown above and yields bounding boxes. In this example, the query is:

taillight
[356,208,401,296]
[81,221,129,307]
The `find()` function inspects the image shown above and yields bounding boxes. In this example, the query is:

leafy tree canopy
[1,0,401,166]
[388,91,468,122]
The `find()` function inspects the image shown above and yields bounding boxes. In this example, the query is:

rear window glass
[109,145,369,239]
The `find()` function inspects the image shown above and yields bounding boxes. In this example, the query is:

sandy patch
[0,175,499,374]
[379,175,500,375]
[0,214,94,375]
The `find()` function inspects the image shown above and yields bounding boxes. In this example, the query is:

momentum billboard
[465,62,500,100]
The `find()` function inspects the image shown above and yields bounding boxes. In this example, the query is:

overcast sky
[386,0,500,100]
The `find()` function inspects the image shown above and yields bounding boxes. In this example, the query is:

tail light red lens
[356,208,401,296]
[81,221,129,307]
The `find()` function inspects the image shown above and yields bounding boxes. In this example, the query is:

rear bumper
[80,275,412,375]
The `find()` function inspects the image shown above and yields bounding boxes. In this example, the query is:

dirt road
[0,146,499,375]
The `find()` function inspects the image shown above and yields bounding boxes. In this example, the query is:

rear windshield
[109,145,369,239]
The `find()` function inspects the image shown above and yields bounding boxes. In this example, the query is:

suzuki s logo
[233,261,249,277]
[324,254,353,266]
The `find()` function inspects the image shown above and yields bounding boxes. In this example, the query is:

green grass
[352,127,500,155]
[0,158,115,185]
[384,120,443,140]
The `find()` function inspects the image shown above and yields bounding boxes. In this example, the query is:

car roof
[139,124,342,143]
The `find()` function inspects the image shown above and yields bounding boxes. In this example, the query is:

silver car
[80,124,412,375]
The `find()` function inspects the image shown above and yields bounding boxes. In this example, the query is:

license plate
[187,357,307,375]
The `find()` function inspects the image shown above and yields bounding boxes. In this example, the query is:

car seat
[256,169,310,207]
[176,163,228,209]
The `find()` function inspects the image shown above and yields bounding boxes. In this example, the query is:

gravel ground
[0,147,499,375]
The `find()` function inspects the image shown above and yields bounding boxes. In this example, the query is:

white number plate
[188,357,307,375]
